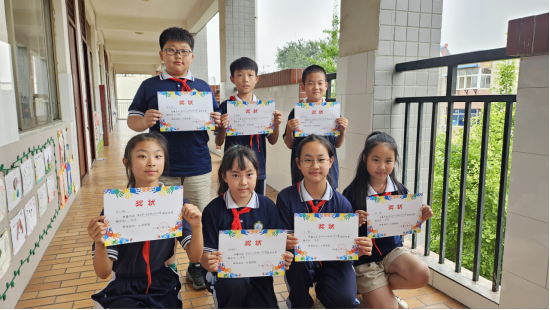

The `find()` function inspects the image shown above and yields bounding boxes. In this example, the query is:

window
[456,66,492,90]
[452,109,482,126]
[6,0,59,130]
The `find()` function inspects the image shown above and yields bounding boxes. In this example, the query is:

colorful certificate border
[366,193,423,238]
[226,100,275,136]
[294,102,341,137]
[158,91,215,131]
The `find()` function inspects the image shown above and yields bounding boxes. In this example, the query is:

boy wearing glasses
[282,65,349,190]
[127,27,221,290]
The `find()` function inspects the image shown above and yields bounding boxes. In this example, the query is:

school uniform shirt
[342,176,407,267]
[91,197,193,275]
[282,108,340,189]
[127,69,220,177]
[276,180,352,236]
[219,94,267,180]
[202,190,280,255]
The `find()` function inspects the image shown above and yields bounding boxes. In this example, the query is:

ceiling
[88,0,218,75]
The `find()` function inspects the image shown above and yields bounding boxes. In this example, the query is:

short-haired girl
[200,145,293,308]
[276,135,372,309]
[87,132,203,308]
[343,131,433,309]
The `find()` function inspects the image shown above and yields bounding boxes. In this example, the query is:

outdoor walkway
[15,123,466,309]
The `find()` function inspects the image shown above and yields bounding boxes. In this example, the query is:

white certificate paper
[103,186,184,246]
[218,229,287,278]
[366,193,423,238]
[226,101,275,136]
[294,213,359,261]
[157,91,214,132]
[294,102,341,137]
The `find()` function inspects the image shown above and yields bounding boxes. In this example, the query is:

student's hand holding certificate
[356,210,369,227]
[421,204,433,222]
[143,109,163,128]
[283,251,294,270]
[286,234,299,250]
[211,112,222,129]
[205,251,222,273]
[355,237,373,257]
[182,203,201,227]
[88,215,106,244]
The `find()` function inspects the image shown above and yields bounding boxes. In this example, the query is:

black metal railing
[326,72,336,102]
[394,47,519,292]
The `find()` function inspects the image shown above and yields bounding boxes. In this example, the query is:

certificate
[294,213,359,261]
[366,193,423,238]
[226,101,275,136]
[103,186,184,246]
[218,229,287,278]
[158,91,215,131]
[294,102,340,137]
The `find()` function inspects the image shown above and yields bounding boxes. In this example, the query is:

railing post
[473,101,492,281]
[412,102,424,249]
[402,103,410,187]
[455,102,472,272]
[425,102,439,256]
[492,101,514,291]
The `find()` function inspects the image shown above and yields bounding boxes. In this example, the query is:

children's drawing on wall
[58,167,67,209]
[24,196,37,235]
[38,183,48,217]
[5,168,22,211]
[0,229,11,280]
[0,178,7,222]
[34,151,46,184]
[64,128,70,161]
[58,130,65,164]
[66,163,73,195]
[20,159,34,196]
[10,208,26,255]
[70,156,78,193]
[44,145,53,174]
[46,175,56,203]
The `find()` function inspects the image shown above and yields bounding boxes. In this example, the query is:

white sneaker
[395,295,409,309]
[314,298,326,309]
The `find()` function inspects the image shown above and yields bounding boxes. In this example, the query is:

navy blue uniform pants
[91,266,182,309]
[284,261,358,309]
[205,271,278,309]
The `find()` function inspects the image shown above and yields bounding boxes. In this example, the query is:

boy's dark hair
[159,27,194,51]
[230,57,258,77]
[123,132,169,187]
[302,65,327,85]
[293,135,334,186]
[218,145,260,195]
[347,131,405,210]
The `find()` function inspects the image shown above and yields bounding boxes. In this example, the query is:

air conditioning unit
[440,125,446,131]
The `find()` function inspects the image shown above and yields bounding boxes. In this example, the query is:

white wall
[499,54,549,309]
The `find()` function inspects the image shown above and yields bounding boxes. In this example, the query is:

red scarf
[230,95,260,152]
[231,208,251,230]
[142,241,151,294]
[297,182,326,213]
[169,77,191,92]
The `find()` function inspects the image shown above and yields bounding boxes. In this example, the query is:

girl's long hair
[348,131,404,210]
[123,132,169,187]
[293,135,334,186]
[218,145,260,195]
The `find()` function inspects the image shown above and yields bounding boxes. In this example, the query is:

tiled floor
[15,123,467,309]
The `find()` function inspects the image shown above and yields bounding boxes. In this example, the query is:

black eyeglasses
[162,48,192,56]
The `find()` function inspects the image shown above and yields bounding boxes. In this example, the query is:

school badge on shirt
[254,221,263,230]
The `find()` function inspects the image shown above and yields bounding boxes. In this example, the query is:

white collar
[128,182,165,189]
[367,176,397,196]
[299,179,333,202]
[159,68,195,82]
[233,93,257,102]
[302,97,326,103]
[224,189,259,209]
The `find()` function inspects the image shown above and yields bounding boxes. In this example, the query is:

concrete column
[499,53,549,308]
[192,26,209,82]
[218,0,256,100]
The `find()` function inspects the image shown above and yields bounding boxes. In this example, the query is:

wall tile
[500,270,549,309]
[518,55,549,89]
[419,28,431,42]
[502,212,549,287]
[395,27,407,41]
[379,41,394,56]
[381,0,396,10]
[343,94,374,135]
[407,27,419,42]
[507,152,549,222]
[408,0,420,12]
[432,0,443,14]
[394,42,406,56]
[430,44,440,57]
[396,11,408,26]
[420,13,431,28]
[406,42,418,56]
[393,72,405,85]
[420,0,432,13]
[513,87,549,156]
[380,26,395,41]
[396,0,408,11]
[407,12,420,27]
[418,42,430,56]
[380,10,395,25]
[431,14,442,29]
[367,51,376,94]
[405,72,417,85]
[430,29,441,43]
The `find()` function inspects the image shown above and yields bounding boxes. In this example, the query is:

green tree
[430,59,518,283]
[306,2,340,73]
[275,39,324,71]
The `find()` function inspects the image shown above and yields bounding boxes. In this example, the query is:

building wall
[499,54,549,309]
[192,26,209,82]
